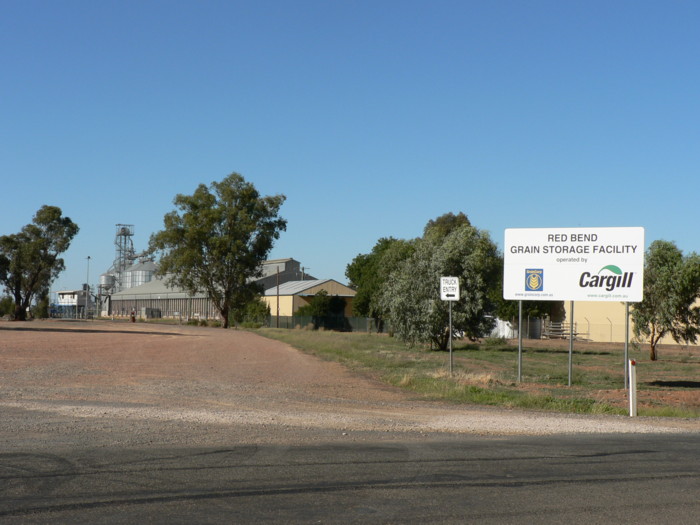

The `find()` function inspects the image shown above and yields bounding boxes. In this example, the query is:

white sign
[503,227,645,302]
[441,276,460,301]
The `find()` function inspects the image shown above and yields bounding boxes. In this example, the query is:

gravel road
[0,320,696,450]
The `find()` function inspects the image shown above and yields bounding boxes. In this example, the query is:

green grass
[256,328,700,418]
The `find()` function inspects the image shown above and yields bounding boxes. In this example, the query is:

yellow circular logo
[527,273,542,290]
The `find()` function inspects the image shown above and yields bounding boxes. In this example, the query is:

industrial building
[88,223,358,324]
[98,224,156,295]
[54,288,93,318]
[106,257,320,321]
[262,279,356,317]
[562,301,683,346]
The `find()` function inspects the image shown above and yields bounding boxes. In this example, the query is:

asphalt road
[2,433,698,524]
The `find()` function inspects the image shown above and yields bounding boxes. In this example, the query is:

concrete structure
[262,279,356,317]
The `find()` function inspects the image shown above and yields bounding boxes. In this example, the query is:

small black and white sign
[440,276,459,301]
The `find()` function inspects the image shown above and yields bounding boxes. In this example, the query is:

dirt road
[0,321,696,450]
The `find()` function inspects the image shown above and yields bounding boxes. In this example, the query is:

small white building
[55,288,93,317]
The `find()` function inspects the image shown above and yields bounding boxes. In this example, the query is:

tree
[0,206,79,321]
[631,240,700,360]
[0,296,14,317]
[34,291,51,319]
[149,173,286,328]
[423,211,471,240]
[345,237,415,329]
[380,221,501,350]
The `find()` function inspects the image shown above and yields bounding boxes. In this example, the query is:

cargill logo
[525,269,543,291]
[579,265,634,292]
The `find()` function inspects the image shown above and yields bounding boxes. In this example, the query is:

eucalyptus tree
[149,173,286,328]
[0,206,79,320]
[631,240,700,360]
[346,237,415,330]
[380,222,501,350]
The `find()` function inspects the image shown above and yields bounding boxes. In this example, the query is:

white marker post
[629,359,637,417]
[441,277,460,375]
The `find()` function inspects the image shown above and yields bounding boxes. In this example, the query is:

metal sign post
[449,300,453,374]
[624,302,630,388]
[518,300,523,382]
[441,277,460,375]
[568,301,574,387]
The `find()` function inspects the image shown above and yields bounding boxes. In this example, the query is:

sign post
[517,300,523,382]
[504,227,644,386]
[441,277,460,375]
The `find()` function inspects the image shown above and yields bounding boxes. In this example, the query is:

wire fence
[265,315,386,333]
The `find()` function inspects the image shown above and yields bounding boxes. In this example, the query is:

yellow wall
[564,301,681,345]
[564,301,628,343]
[262,280,357,317]
[262,289,355,317]
[301,281,354,296]
[263,295,295,316]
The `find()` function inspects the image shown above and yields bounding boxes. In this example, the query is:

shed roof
[110,276,205,299]
[263,279,355,297]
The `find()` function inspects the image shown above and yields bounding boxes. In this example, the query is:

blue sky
[2,0,699,292]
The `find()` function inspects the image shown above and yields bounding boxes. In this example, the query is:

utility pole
[86,255,91,319]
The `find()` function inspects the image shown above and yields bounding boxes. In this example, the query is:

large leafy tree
[0,206,79,321]
[423,211,471,240]
[631,240,700,360]
[380,221,501,350]
[345,237,415,329]
[149,173,286,328]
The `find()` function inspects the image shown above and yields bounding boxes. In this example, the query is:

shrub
[0,296,14,317]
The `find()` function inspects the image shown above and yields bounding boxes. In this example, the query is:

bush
[231,297,271,326]
[0,296,15,317]
[34,294,50,319]
[296,290,346,318]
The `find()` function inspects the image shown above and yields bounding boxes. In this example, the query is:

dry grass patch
[430,369,506,386]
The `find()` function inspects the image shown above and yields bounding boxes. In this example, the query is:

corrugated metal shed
[263,280,355,297]
[110,275,203,299]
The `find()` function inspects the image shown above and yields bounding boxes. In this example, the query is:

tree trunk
[14,303,26,321]
[220,306,229,329]
[649,325,658,361]
[436,330,449,351]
